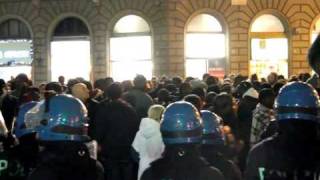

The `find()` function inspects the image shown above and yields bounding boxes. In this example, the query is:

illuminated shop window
[250,14,288,79]
[0,19,32,81]
[185,14,226,79]
[50,17,91,81]
[110,15,152,81]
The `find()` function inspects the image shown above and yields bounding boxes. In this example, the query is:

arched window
[311,17,320,43]
[50,17,91,81]
[110,15,152,81]
[185,14,226,79]
[250,14,288,78]
[0,19,32,81]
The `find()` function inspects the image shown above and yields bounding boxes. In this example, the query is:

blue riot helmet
[160,101,203,145]
[275,82,320,122]
[201,110,225,145]
[38,94,89,142]
[14,101,39,138]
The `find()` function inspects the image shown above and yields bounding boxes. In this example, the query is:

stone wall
[0,0,319,84]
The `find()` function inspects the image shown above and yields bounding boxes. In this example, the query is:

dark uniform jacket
[245,135,320,180]
[28,143,104,180]
[141,147,225,180]
[201,146,242,180]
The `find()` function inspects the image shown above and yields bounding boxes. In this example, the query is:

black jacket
[28,142,104,180]
[245,132,320,180]
[94,99,140,161]
[141,146,225,180]
[201,146,242,180]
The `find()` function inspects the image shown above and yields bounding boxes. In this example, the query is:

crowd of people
[0,36,320,180]
[0,69,319,180]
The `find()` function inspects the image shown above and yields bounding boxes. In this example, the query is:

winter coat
[132,118,164,180]
[94,99,140,180]
[122,89,153,119]
[94,99,140,161]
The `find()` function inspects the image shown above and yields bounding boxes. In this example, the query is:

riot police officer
[141,101,224,180]
[200,110,242,180]
[245,82,320,180]
[26,94,104,180]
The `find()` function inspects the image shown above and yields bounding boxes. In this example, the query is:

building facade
[0,0,318,84]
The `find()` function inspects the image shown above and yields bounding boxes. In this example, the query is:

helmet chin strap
[84,140,98,160]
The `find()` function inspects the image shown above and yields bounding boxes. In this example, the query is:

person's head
[289,75,298,82]
[21,86,41,103]
[206,76,218,86]
[191,87,206,102]
[214,93,234,117]
[133,74,147,90]
[15,73,29,85]
[105,77,114,87]
[58,76,65,85]
[66,79,81,93]
[202,73,210,82]
[71,83,90,102]
[234,81,252,99]
[273,82,285,96]
[250,74,258,82]
[94,78,108,92]
[121,80,133,92]
[267,72,278,85]
[106,82,122,100]
[165,83,177,94]
[274,82,320,139]
[45,82,63,95]
[157,88,170,103]
[183,94,202,112]
[172,76,182,87]
[0,79,5,94]
[233,74,246,88]
[179,82,192,97]
[148,105,165,122]
[220,83,232,94]
[252,80,261,92]
[82,80,93,92]
[160,101,202,146]
[201,110,224,146]
[258,88,275,109]
[205,92,217,106]
[207,84,220,94]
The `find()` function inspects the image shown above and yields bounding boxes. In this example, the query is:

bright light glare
[251,14,284,32]
[51,41,91,82]
[110,36,151,61]
[251,38,288,78]
[187,14,222,33]
[110,36,152,81]
[111,61,152,81]
[0,66,31,81]
[252,38,288,61]
[113,15,150,34]
[186,34,225,58]
[185,59,207,79]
